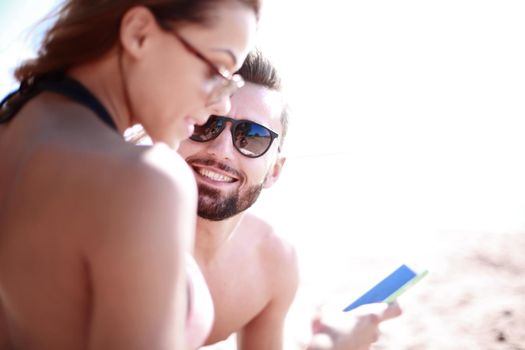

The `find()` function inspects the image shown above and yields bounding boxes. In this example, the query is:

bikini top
[0,73,117,131]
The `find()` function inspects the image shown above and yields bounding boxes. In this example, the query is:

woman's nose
[207,95,232,117]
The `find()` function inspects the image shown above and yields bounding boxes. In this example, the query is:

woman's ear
[119,6,159,59]
[263,156,286,188]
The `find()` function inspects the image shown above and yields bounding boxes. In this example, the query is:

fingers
[330,319,379,350]
[350,302,402,322]
[309,302,403,350]
[380,301,403,321]
[312,316,342,341]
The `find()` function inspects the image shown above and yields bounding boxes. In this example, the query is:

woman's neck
[67,48,132,135]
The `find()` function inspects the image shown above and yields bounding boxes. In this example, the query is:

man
[178,51,401,350]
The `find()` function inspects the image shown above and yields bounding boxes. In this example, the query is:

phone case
[343,264,428,312]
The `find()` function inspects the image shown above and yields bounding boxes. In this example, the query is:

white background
[253,0,525,256]
[2,0,525,280]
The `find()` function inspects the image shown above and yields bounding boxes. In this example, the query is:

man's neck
[194,213,245,265]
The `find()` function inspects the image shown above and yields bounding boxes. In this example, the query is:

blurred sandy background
[2,1,525,349]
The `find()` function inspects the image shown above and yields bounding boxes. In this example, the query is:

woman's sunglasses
[190,115,279,158]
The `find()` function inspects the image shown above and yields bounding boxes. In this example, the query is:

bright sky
[0,0,59,92]
[255,0,525,234]
[1,1,525,277]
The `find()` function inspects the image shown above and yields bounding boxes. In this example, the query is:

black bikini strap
[37,76,117,131]
[0,74,117,131]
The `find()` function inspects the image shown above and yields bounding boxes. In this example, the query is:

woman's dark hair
[237,50,289,148]
[15,0,261,83]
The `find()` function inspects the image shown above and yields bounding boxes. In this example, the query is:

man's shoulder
[241,212,298,278]
[236,214,299,338]
[241,213,294,253]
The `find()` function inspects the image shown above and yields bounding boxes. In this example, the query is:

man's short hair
[237,50,289,149]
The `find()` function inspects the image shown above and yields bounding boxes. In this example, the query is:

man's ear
[263,155,286,189]
[119,6,158,59]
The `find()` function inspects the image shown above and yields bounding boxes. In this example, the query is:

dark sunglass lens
[233,121,273,157]
[191,116,224,141]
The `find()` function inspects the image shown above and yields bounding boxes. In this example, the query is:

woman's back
[0,90,197,349]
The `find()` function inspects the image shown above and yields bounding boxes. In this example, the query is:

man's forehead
[228,83,283,126]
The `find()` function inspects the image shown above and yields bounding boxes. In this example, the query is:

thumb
[312,317,323,334]
[380,301,402,321]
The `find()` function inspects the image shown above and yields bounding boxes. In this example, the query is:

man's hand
[307,302,402,350]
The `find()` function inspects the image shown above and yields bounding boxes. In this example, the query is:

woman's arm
[85,149,197,350]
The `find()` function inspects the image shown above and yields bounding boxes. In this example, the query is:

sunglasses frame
[190,115,279,158]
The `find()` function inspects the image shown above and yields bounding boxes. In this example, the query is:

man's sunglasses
[190,115,279,158]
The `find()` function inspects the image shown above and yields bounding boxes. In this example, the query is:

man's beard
[197,182,264,221]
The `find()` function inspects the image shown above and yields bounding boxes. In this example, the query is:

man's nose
[206,125,235,160]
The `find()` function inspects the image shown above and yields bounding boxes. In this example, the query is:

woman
[0,0,259,349]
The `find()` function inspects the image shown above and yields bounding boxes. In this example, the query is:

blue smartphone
[343,264,428,312]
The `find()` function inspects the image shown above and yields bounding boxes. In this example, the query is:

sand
[202,231,525,350]
[371,232,525,350]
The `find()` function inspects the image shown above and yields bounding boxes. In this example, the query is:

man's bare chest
[202,261,271,343]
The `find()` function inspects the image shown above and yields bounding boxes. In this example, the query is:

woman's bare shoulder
[69,143,197,259]
[135,142,197,192]
[2,97,198,245]
[87,142,197,220]
[17,95,196,193]
[40,141,198,247]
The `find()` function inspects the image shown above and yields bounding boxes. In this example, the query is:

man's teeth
[198,168,235,183]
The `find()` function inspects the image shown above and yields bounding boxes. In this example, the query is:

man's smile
[195,167,237,183]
